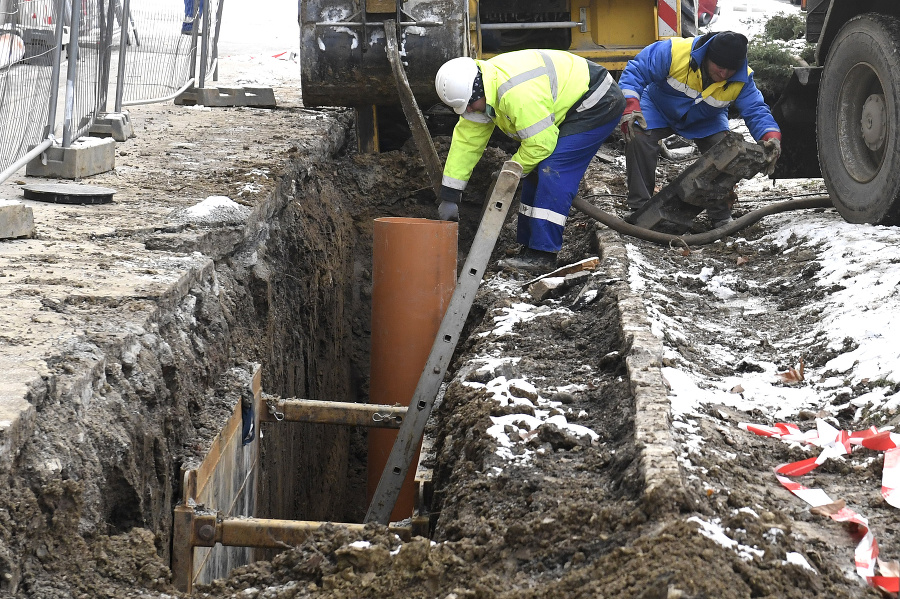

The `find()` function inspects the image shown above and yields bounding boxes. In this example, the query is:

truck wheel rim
[839,63,886,184]
[861,93,886,152]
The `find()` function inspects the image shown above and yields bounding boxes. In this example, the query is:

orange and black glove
[619,97,647,143]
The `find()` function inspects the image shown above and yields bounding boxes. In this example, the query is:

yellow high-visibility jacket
[442,49,622,191]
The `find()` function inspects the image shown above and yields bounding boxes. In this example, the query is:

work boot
[498,248,557,273]
[623,201,647,225]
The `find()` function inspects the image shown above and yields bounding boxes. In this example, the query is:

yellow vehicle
[299,0,700,151]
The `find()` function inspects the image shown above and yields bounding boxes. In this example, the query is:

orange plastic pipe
[367,217,457,522]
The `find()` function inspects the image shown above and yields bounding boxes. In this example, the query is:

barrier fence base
[174,87,276,108]
[89,112,135,142]
[25,138,116,179]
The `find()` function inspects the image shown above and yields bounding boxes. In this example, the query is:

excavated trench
[0,102,644,597]
[0,118,381,594]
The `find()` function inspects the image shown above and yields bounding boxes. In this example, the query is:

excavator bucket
[299,0,468,108]
[628,132,769,234]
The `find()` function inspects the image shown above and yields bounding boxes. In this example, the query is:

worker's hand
[620,112,647,143]
[760,137,781,176]
[619,98,647,143]
[438,185,462,222]
[438,200,459,222]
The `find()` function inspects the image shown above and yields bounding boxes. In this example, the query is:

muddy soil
[0,77,367,598]
[0,66,890,599]
[192,144,884,597]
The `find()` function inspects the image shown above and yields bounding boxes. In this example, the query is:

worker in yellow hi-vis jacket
[434,49,625,273]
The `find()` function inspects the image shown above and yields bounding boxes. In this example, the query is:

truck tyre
[818,14,900,224]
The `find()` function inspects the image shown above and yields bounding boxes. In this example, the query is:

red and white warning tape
[740,419,900,593]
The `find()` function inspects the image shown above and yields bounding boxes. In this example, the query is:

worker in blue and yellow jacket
[619,31,782,228]
[434,49,625,272]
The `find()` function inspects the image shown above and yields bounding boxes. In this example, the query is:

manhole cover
[22,183,116,205]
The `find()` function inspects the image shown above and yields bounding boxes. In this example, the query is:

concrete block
[26,137,116,179]
[89,112,135,142]
[0,200,34,239]
[528,276,564,301]
[175,87,276,108]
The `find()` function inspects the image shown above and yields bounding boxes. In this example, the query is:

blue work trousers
[182,0,204,33]
[517,118,618,253]
[184,0,203,17]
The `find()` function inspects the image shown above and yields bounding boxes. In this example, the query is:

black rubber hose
[571,195,834,247]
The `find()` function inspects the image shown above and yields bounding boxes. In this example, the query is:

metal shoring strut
[365,160,523,525]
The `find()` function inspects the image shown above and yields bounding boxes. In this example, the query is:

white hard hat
[435,56,478,115]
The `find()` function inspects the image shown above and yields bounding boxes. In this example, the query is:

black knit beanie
[707,31,748,70]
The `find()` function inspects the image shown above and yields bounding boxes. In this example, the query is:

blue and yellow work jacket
[442,49,624,192]
[618,34,779,141]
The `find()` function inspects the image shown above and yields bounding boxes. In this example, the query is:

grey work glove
[438,200,459,222]
[761,138,781,176]
[438,185,462,222]
[619,111,648,143]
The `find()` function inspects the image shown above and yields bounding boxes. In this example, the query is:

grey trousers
[625,128,732,221]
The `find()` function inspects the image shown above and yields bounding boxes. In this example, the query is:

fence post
[62,0,81,148]
[44,0,70,140]
[187,1,200,86]
[98,0,116,113]
[211,0,224,82]
[198,0,211,88]
[113,0,130,112]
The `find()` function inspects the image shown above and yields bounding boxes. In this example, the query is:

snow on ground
[648,206,900,418]
[631,1,900,575]
[646,0,900,429]
[218,0,299,57]
[460,280,604,469]
[215,0,301,87]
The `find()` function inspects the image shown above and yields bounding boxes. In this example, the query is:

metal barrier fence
[0,0,218,179]
[114,0,202,106]
[0,0,60,172]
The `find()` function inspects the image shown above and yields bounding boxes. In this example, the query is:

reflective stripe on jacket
[442,49,620,191]
[618,35,779,141]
